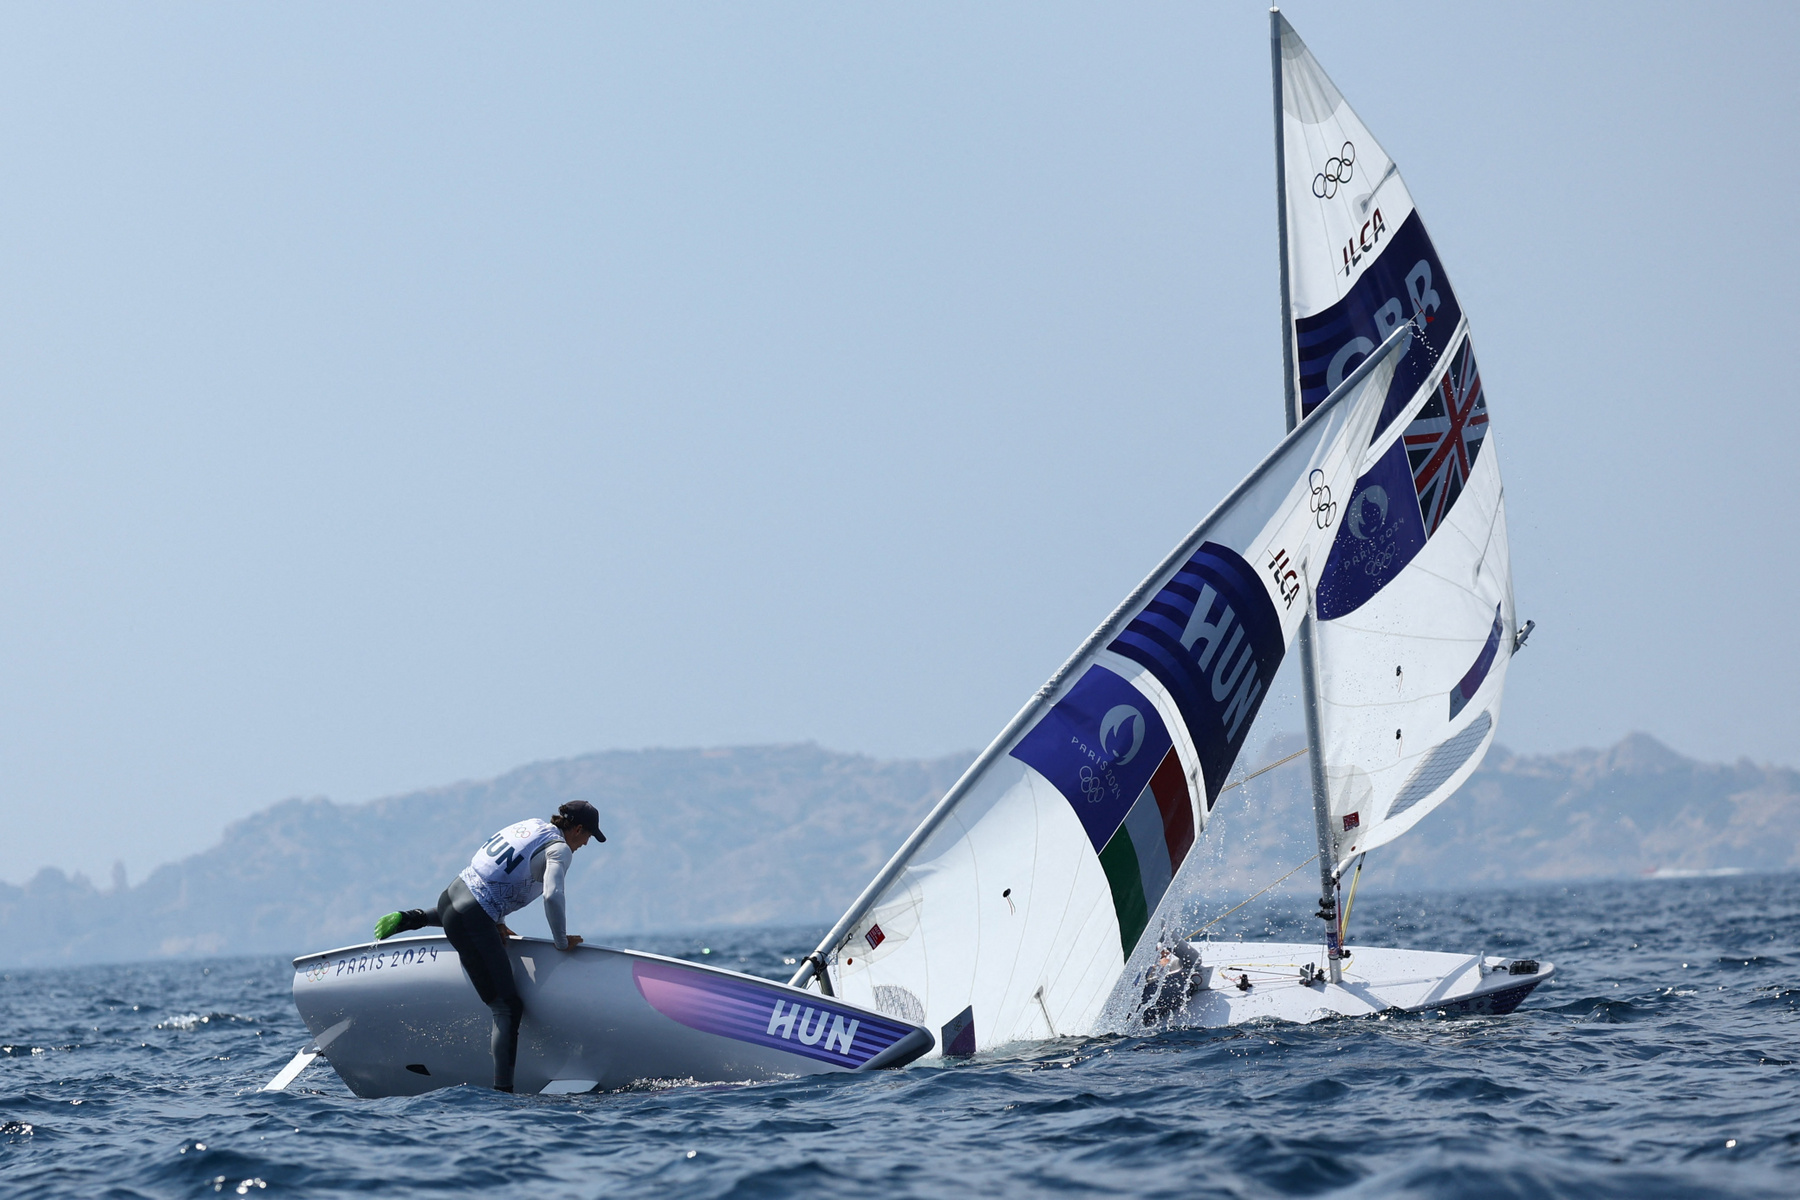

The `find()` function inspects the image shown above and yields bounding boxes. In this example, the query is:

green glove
[373,912,405,941]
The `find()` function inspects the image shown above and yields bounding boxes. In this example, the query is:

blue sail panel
[1107,542,1285,808]
[1295,210,1463,429]
[1315,439,1428,620]
[1009,665,1175,854]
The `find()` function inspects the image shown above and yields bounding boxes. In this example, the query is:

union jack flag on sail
[1404,338,1488,535]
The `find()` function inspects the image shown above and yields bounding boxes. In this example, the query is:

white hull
[271,935,1548,1096]
[276,935,932,1098]
[1130,942,1553,1030]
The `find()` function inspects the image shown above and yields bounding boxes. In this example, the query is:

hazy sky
[2,3,1795,885]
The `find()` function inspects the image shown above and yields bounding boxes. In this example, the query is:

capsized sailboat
[267,938,934,1097]
[268,15,1546,1096]
[266,321,1408,1098]
[788,10,1549,1045]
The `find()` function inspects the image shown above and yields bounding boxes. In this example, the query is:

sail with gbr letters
[790,327,1409,1052]
[1274,13,1519,872]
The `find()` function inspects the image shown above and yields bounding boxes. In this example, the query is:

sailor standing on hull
[373,800,606,1092]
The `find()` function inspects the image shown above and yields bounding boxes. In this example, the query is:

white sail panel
[1279,17,1416,345]
[1316,327,1514,861]
[1276,13,1456,433]
[1276,14,1519,874]
[802,335,1405,1054]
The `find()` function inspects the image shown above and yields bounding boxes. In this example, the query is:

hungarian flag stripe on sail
[1096,749,1194,954]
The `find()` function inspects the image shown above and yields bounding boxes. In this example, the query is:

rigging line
[1325,558,1509,624]
[1314,614,1482,640]
[1187,854,1320,938]
[1216,747,1309,796]
[1338,857,1365,944]
[1469,481,1507,583]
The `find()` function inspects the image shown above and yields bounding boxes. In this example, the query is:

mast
[1299,583,1343,982]
[1271,6,1342,983]
[1271,7,1297,437]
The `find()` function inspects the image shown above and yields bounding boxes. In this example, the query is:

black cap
[559,800,606,842]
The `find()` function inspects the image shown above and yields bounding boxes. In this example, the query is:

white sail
[1275,13,1518,871]
[792,330,1408,1054]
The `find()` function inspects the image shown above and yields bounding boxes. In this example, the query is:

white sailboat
[268,320,1406,1097]
[1176,9,1551,1024]
[788,9,1549,1045]
[268,14,1547,1096]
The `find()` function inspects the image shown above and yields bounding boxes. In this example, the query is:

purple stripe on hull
[631,960,915,1068]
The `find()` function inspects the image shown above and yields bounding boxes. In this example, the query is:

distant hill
[0,745,969,970]
[2,734,1795,968]
[1194,732,1800,895]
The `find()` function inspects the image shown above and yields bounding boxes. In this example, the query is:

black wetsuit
[393,827,572,1092]
[397,877,526,1091]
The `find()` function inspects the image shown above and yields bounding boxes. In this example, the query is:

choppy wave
[155,1012,257,1032]
[2,875,1799,1197]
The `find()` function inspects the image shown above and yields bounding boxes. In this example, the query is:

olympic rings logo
[1312,141,1355,200]
[1078,766,1106,803]
[1309,468,1337,529]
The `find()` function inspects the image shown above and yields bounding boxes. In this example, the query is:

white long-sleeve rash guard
[526,840,573,948]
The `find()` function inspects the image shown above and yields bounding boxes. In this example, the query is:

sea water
[3,873,1798,1199]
